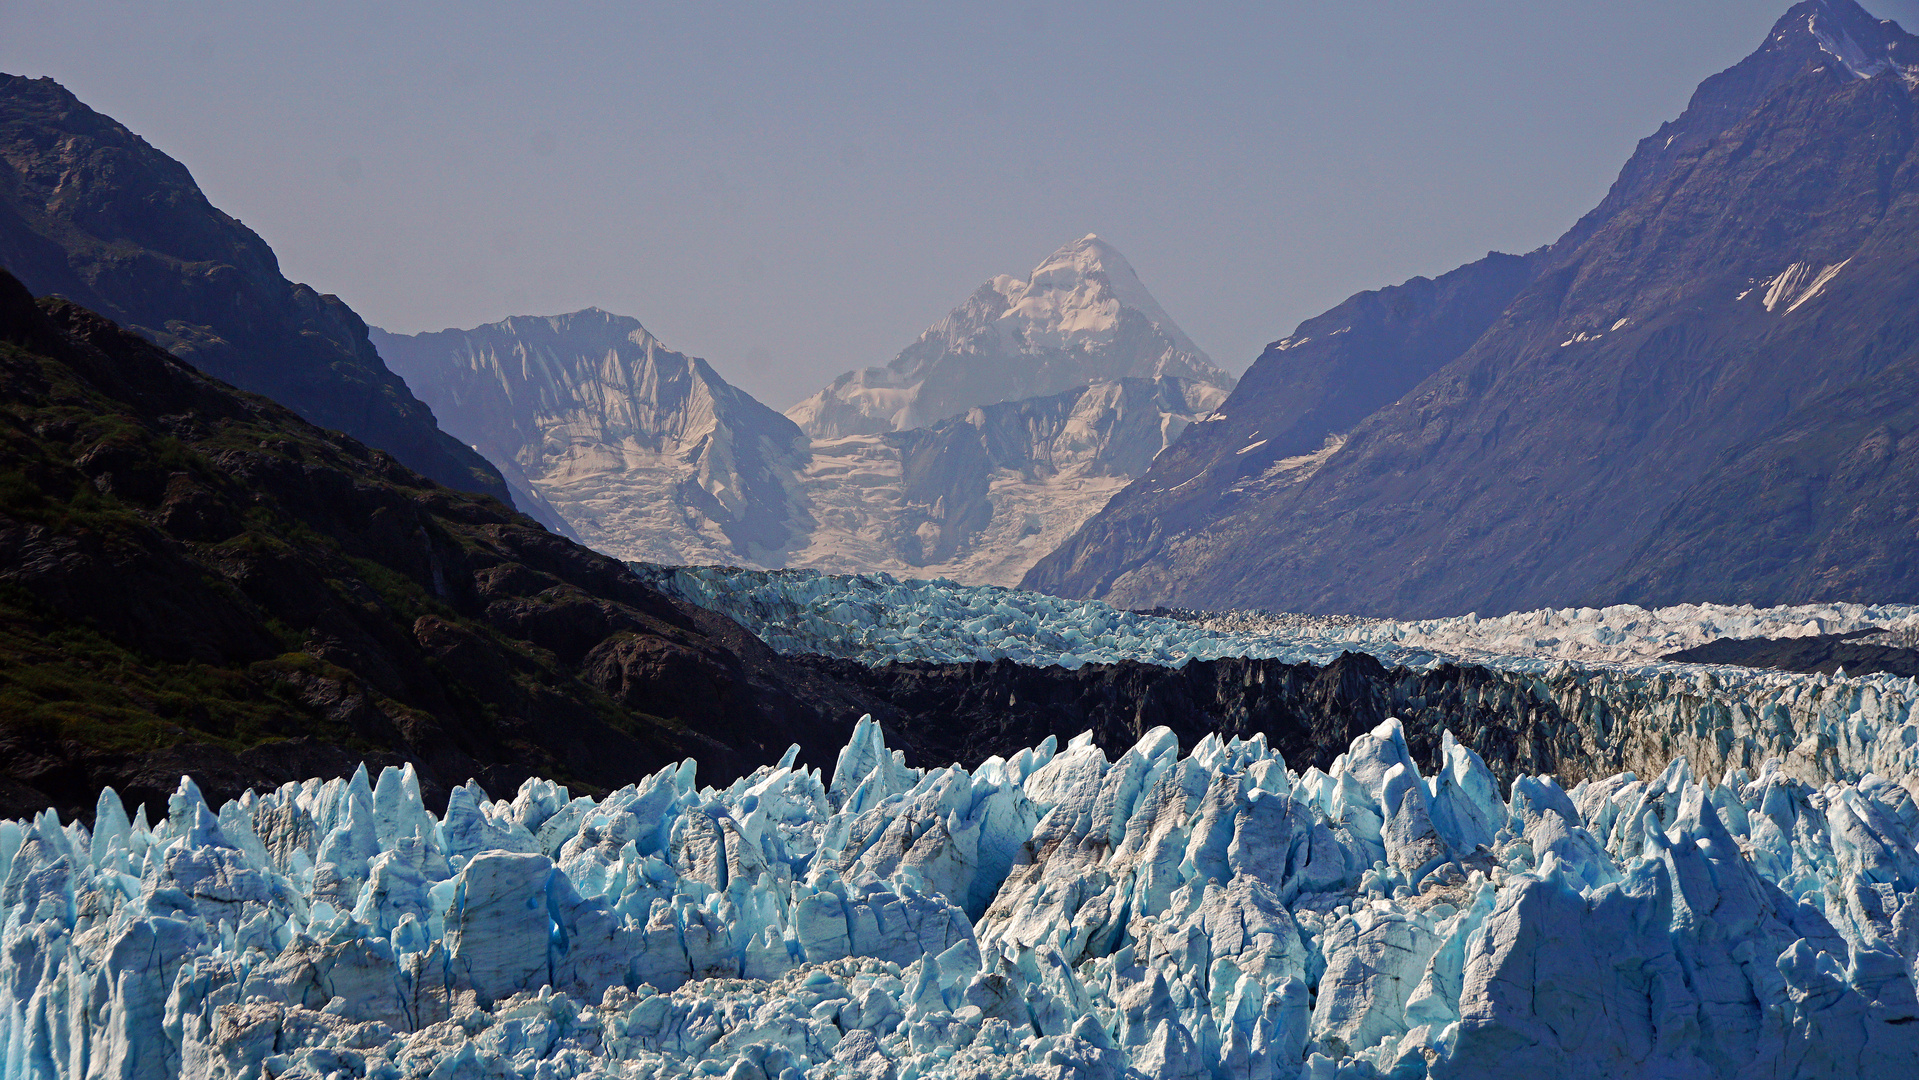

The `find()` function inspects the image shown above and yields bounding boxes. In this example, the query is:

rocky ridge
[372,310,808,564]
[0,74,518,511]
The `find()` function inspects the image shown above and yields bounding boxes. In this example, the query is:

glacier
[635,565,1919,790]
[630,564,1919,673]
[3,715,1916,1078]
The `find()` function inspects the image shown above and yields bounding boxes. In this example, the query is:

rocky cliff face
[0,272,881,819]
[1025,0,1919,616]
[373,310,808,565]
[786,234,1234,438]
[0,74,515,509]
[791,375,1227,585]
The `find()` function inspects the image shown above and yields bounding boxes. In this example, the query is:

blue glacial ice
[2,717,1916,1078]
[631,564,1919,675]
[636,564,1919,792]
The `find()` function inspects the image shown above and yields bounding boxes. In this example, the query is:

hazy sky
[6,1,1915,408]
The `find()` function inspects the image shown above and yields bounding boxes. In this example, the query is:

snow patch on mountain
[787,235,1234,439]
[1801,0,1919,80]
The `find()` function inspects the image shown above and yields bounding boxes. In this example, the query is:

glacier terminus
[4,698,1918,1078]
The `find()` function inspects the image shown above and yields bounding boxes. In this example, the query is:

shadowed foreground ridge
[0,269,876,818]
[0,72,517,509]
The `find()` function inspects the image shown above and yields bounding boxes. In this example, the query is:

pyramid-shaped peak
[1771,0,1919,80]
[1022,234,1194,351]
[1035,234,1128,276]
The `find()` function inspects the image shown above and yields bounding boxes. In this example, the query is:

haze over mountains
[379,237,1229,584]
[1027,0,1919,615]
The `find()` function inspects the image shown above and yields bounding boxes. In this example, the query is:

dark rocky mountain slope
[1664,629,1919,677]
[0,270,876,819]
[1026,0,1919,616]
[0,73,517,510]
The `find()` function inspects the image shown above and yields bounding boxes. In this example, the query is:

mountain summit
[1027,0,1919,614]
[373,310,807,564]
[787,235,1233,438]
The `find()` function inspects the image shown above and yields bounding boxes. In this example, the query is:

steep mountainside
[373,310,806,564]
[786,234,1234,438]
[1027,251,1539,603]
[0,74,515,509]
[0,271,881,819]
[382,309,1224,584]
[792,375,1226,585]
[1027,0,1919,615]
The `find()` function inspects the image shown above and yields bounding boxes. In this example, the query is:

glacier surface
[4,716,1917,1078]
[632,564,1919,673]
[637,565,1919,790]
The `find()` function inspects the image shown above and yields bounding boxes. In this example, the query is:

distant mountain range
[1026,0,1919,615]
[0,74,523,515]
[10,0,1919,620]
[378,238,1228,584]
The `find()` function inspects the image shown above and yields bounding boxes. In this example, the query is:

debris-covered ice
[5,718,1917,1078]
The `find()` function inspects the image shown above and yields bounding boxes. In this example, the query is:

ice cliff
[3,716,1916,1078]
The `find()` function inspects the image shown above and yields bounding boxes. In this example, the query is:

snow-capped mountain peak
[790,234,1232,439]
[1006,233,1203,356]
[1778,0,1919,82]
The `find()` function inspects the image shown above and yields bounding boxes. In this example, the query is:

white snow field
[5,715,1917,1079]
